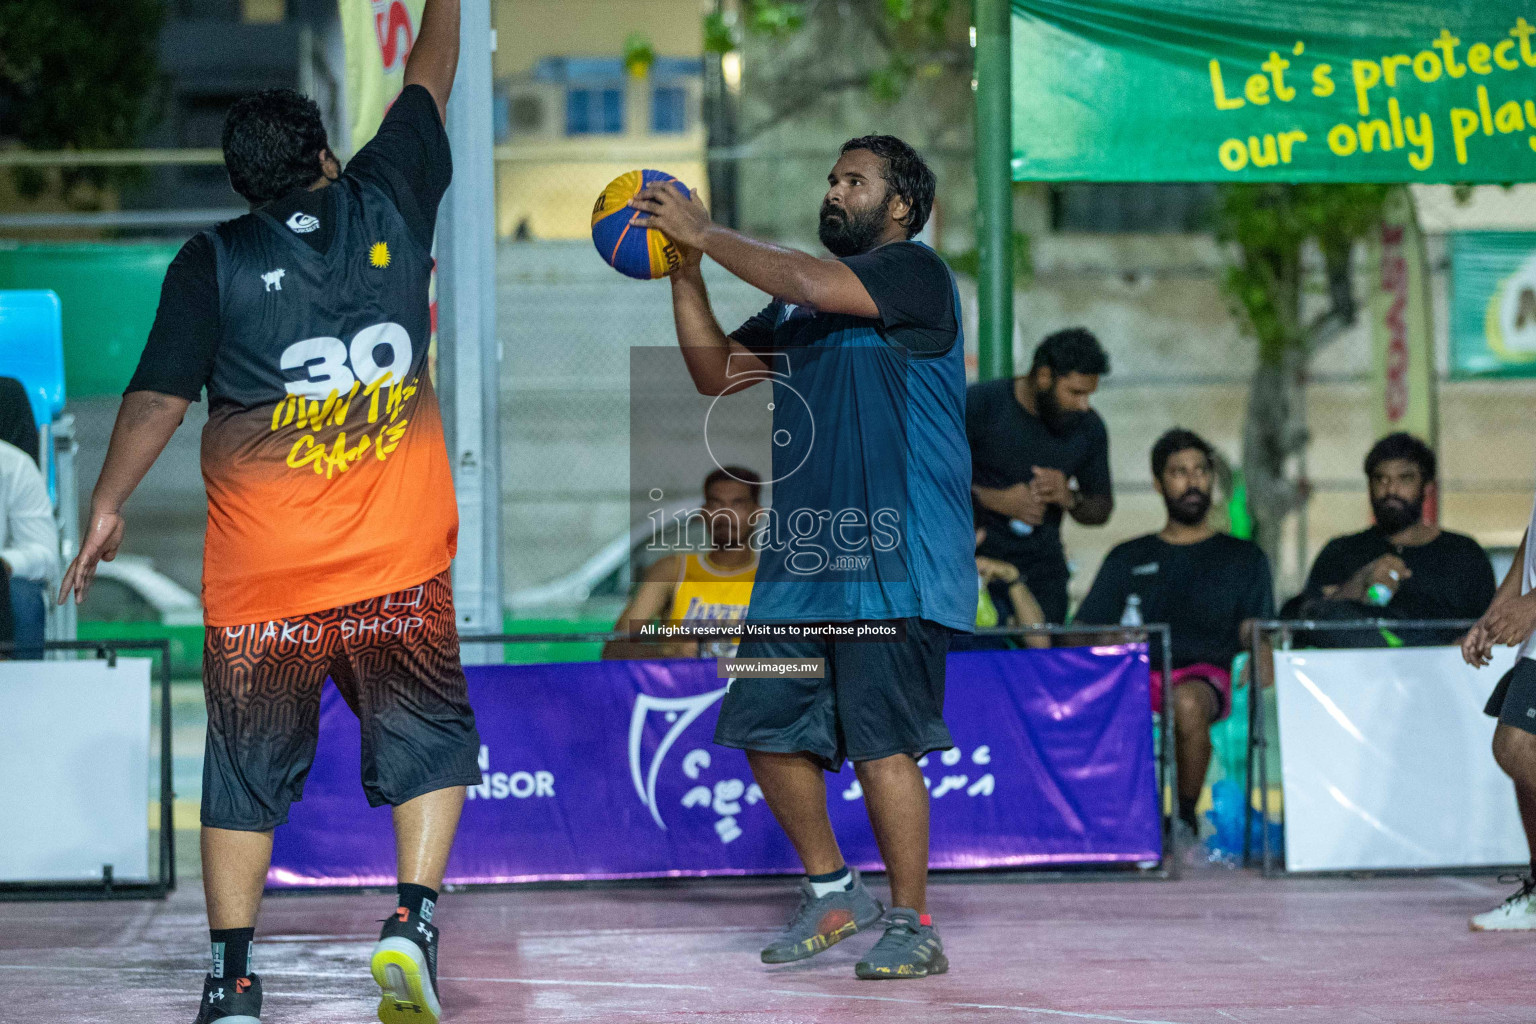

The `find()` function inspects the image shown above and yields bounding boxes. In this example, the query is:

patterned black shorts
[200,570,481,831]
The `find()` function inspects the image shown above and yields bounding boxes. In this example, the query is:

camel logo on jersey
[262,269,285,292]
[286,211,320,234]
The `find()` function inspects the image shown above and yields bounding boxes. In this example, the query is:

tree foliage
[0,0,167,203]
[1215,183,1392,566]
[706,0,969,142]
[1217,184,1391,365]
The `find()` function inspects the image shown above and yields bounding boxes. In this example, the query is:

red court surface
[3,871,1534,1023]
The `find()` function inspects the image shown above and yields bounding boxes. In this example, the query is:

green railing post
[974,0,1014,381]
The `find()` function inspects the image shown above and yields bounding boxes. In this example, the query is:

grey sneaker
[760,868,885,964]
[855,908,948,980]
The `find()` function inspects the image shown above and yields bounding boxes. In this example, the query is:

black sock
[397,882,439,924]
[1178,797,1200,831]
[209,927,254,980]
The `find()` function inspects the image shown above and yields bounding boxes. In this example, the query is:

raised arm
[635,182,879,318]
[668,256,770,397]
[58,391,190,605]
[404,0,461,123]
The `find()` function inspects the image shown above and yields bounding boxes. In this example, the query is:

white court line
[0,963,1189,1024]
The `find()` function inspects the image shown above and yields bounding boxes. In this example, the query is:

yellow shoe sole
[371,939,441,1023]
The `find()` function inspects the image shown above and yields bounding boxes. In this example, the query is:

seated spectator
[1,437,57,659]
[0,376,40,465]
[968,525,1050,650]
[603,467,761,660]
[1289,433,1495,644]
[1074,429,1273,844]
[0,541,12,658]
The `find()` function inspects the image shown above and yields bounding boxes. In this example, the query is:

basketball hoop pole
[437,0,504,662]
[974,0,1014,382]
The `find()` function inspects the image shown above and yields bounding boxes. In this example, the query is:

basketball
[590,169,692,280]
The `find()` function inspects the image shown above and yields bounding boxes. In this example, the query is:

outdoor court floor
[4,870,1534,1023]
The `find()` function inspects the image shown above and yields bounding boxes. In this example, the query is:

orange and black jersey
[127,85,457,627]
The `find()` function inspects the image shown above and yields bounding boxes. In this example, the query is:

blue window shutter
[600,88,624,133]
[651,86,686,133]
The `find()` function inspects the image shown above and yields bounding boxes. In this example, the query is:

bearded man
[967,327,1114,624]
[1075,429,1274,846]
[1296,432,1495,642]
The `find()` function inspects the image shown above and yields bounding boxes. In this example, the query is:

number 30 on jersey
[280,323,413,400]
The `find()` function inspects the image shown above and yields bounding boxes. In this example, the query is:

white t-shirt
[0,439,57,583]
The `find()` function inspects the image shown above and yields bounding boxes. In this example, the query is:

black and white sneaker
[371,908,442,1023]
[1470,875,1536,931]
[192,973,262,1023]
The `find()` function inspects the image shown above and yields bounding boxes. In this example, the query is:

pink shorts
[1149,663,1232,723]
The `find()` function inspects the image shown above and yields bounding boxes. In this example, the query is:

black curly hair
[839,134,937,238]
[1030,327,1110,377]
[222,89,332,205]
[1364,432,1436,482]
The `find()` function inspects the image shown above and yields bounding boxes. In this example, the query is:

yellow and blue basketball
[591,169,692,280]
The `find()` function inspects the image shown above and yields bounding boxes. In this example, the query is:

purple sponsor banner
[269,645,1159,887]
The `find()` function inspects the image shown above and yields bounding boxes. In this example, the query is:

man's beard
[1373,494,1423,534]
[818,198,889,257]
[1036,383,1082,436]
[1165,488,1212,526]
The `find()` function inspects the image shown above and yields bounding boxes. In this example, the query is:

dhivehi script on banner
[1012,0,1536,182]
[269,646,1162,886]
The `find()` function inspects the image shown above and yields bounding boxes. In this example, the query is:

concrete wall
[493,0,703,78]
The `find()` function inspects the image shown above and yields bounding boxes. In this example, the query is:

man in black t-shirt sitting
[968,328,1114,624]
[1075,429,1273,843]
[1291,433,1495,645]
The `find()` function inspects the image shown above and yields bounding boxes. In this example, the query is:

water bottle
[1120,593,1143,627]
[1365,567,1400,607]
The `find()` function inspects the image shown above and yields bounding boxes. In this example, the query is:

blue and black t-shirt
[729,240,974,632]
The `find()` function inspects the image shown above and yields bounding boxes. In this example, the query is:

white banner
[1274,646,1527,872]
[0,658,152,882]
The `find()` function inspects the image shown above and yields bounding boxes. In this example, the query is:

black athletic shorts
[714,617,954,771]
[1485,657,1536,736]
[201,570,482,831]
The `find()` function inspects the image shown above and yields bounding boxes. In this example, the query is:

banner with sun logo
[341,0,427,152]
[1451,232,1536,377]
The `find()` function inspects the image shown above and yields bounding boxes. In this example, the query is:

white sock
[808,867,853,898]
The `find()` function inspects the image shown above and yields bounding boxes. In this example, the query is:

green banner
[0,244,177,397]
[1451,232,1536,377]
[1012,1,1536,182]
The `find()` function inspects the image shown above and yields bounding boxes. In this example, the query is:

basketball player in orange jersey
[603,467,762,660]
[58,1,473,1021]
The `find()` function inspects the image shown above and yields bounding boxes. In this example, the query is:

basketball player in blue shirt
[633,136,972,979]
